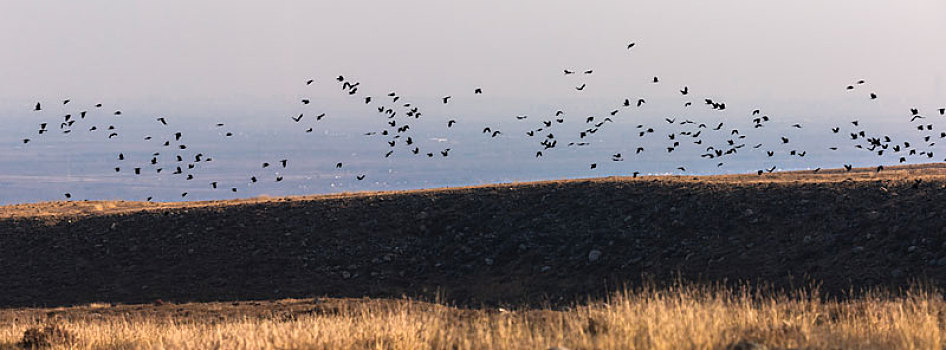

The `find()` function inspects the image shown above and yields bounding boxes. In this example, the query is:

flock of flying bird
[14,41,946,201]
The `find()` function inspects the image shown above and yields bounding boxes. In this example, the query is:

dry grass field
[6,164,946,349]
[2,286,945,349]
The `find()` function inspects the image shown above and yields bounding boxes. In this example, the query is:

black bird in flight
[64,193,71,199]
[442,96,451,104]
[34,102,41,111]
[291,114,304,122]
[627,42,636,49]
[680,86,688,95]
[576,84,586,91]
[939,108,945,115]
[583,70,593,74]
[280,159,287,168]
[306,79,314,85]
[336,162,343,168]
[447,120,456,127]
[474,88,483,94]
[590,163,597,169]
[356,174,366,180]
[564,69,574,75]
[870,93,877,100]
[652,76,659,83]
[157,117,167,125]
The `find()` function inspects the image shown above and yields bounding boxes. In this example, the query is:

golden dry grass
[2,285,945,349]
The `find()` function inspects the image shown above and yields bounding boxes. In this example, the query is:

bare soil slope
[3,164,946,308]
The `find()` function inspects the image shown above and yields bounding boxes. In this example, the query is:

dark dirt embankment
[3,165,946,308]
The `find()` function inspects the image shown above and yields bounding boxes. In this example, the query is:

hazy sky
[1,0,944,113]
[2,1,946,203]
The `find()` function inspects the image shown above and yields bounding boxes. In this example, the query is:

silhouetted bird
[34,102,41,111]
[306,79,314,85]
[590,163,597,169]
[356,174,366,180]
[474,88,482,94]
[336,162,343,168]
[870,93,877,100]
[627,42,636,49]
[442,96,451,104]
[157,117,167,125]
[576,84,586,91]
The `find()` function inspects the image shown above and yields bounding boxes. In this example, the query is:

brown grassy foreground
[2,286,945,350]
[6,164,946,349]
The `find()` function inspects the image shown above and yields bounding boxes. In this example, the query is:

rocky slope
[3,165,946,307]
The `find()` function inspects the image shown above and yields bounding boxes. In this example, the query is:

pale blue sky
[2,1,946,203]
[0,0,943,113]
